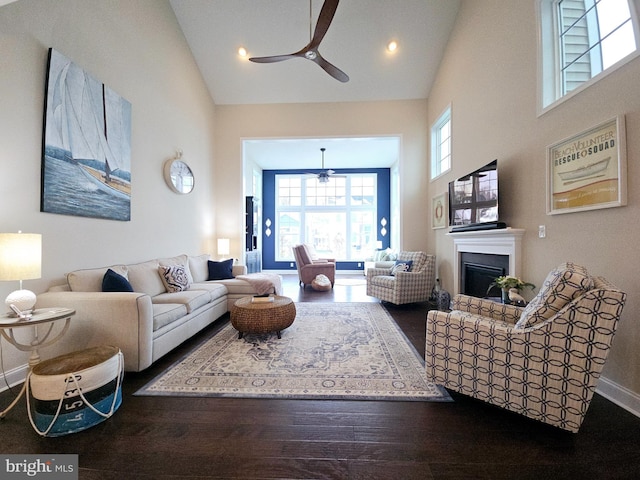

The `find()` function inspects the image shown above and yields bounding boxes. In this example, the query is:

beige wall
[428,0,640,405]
[0,0,216,370]
[213,100,430,260]
[2,0,637,412]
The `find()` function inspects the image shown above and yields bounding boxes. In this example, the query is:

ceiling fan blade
[313,54,349,82]
[249,54,297,63]
[249,0,347,82]
[309,0,340,49]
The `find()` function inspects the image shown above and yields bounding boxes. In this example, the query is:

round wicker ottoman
[230,295,296,339]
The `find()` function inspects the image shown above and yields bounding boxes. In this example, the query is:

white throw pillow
[158,265,191,293]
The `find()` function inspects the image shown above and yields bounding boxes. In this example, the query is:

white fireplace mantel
[448,228,525,295]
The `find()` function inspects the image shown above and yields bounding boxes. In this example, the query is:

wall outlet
[358,262,362,267]
[538,225,546,238]
[290,262,294,267]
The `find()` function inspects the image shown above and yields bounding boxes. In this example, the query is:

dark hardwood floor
[2,274,640,479]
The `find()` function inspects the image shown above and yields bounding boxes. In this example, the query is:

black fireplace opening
[460,253,509,299]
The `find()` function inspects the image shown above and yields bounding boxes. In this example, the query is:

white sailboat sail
[47,49,131,199]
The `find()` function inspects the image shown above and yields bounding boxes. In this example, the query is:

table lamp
[217,238,230,260]
[0,232,42,316]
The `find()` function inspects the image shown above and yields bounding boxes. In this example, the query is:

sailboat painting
[41,48,132,221]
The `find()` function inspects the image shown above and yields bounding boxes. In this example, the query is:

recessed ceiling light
[387,41,398,53]
[238,47,248,58]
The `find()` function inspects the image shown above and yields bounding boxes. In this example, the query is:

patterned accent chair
[366,251,436,305]
[292,244,336,288]
[425,263,627,432]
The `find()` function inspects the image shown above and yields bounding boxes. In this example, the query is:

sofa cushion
[159,254,194,284]
[373,248,397,262]
[372,250,386,262]
[102,268,133,292]
[127,259,166,297]
[207,259,234,280]
[188,254,210,283]
[152,290,211,313]
[68,265,128,292]
[158,265,191,293]
[152,303,188,332]
[515,262,593,329]
[202,278,257,296]
[190,282,229,301]
[370,275,396,288]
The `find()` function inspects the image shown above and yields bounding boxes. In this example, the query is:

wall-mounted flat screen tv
[448,159,505,232]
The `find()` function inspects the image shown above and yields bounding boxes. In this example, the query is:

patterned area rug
[136,302,451,402]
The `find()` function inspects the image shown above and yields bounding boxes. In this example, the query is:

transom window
[431,106,451,180]
[275,174,377,261]
[539,0,639,111]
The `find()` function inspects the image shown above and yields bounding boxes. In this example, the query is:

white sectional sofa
[36,254,278,372]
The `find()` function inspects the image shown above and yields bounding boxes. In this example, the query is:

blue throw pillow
[207,259,234,280]
[102,268,134,292]
[390,260,413,276]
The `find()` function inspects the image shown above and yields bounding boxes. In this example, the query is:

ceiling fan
[306,148,345,183]
[249,0,349,83]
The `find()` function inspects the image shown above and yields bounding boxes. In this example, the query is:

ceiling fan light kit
[307,147,346,183]
[249,0,349,83]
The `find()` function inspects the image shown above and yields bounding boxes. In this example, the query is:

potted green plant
[487,275,536,304]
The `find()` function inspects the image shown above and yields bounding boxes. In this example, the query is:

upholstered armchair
[366,251,436,305]
[425,262,627,432]
[292,244,336,288]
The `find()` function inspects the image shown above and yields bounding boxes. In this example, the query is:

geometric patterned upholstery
[516,262,593,329]
[366,251,436,305]
[425,272,626,432]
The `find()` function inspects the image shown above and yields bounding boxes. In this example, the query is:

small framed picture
[432,193,447,229]
[547,115,627,215]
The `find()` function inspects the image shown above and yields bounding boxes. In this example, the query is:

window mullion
[275,173,378,262]
[544,0,638,110]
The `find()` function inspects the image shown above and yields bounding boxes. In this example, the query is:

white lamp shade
[217,238,230,256]
[0,233,42,281]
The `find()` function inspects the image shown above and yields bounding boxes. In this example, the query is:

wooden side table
[0,307,75,418]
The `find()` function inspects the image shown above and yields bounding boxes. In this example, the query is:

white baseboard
[0,363,28,393]
[596,376,640,418]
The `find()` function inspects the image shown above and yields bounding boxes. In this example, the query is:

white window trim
[274,173,378,262]
[430,104,452,181]
[537,0,640,116]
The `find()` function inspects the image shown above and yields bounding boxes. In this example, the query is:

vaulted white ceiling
[170,0,460,106]
[170,1,461,169]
